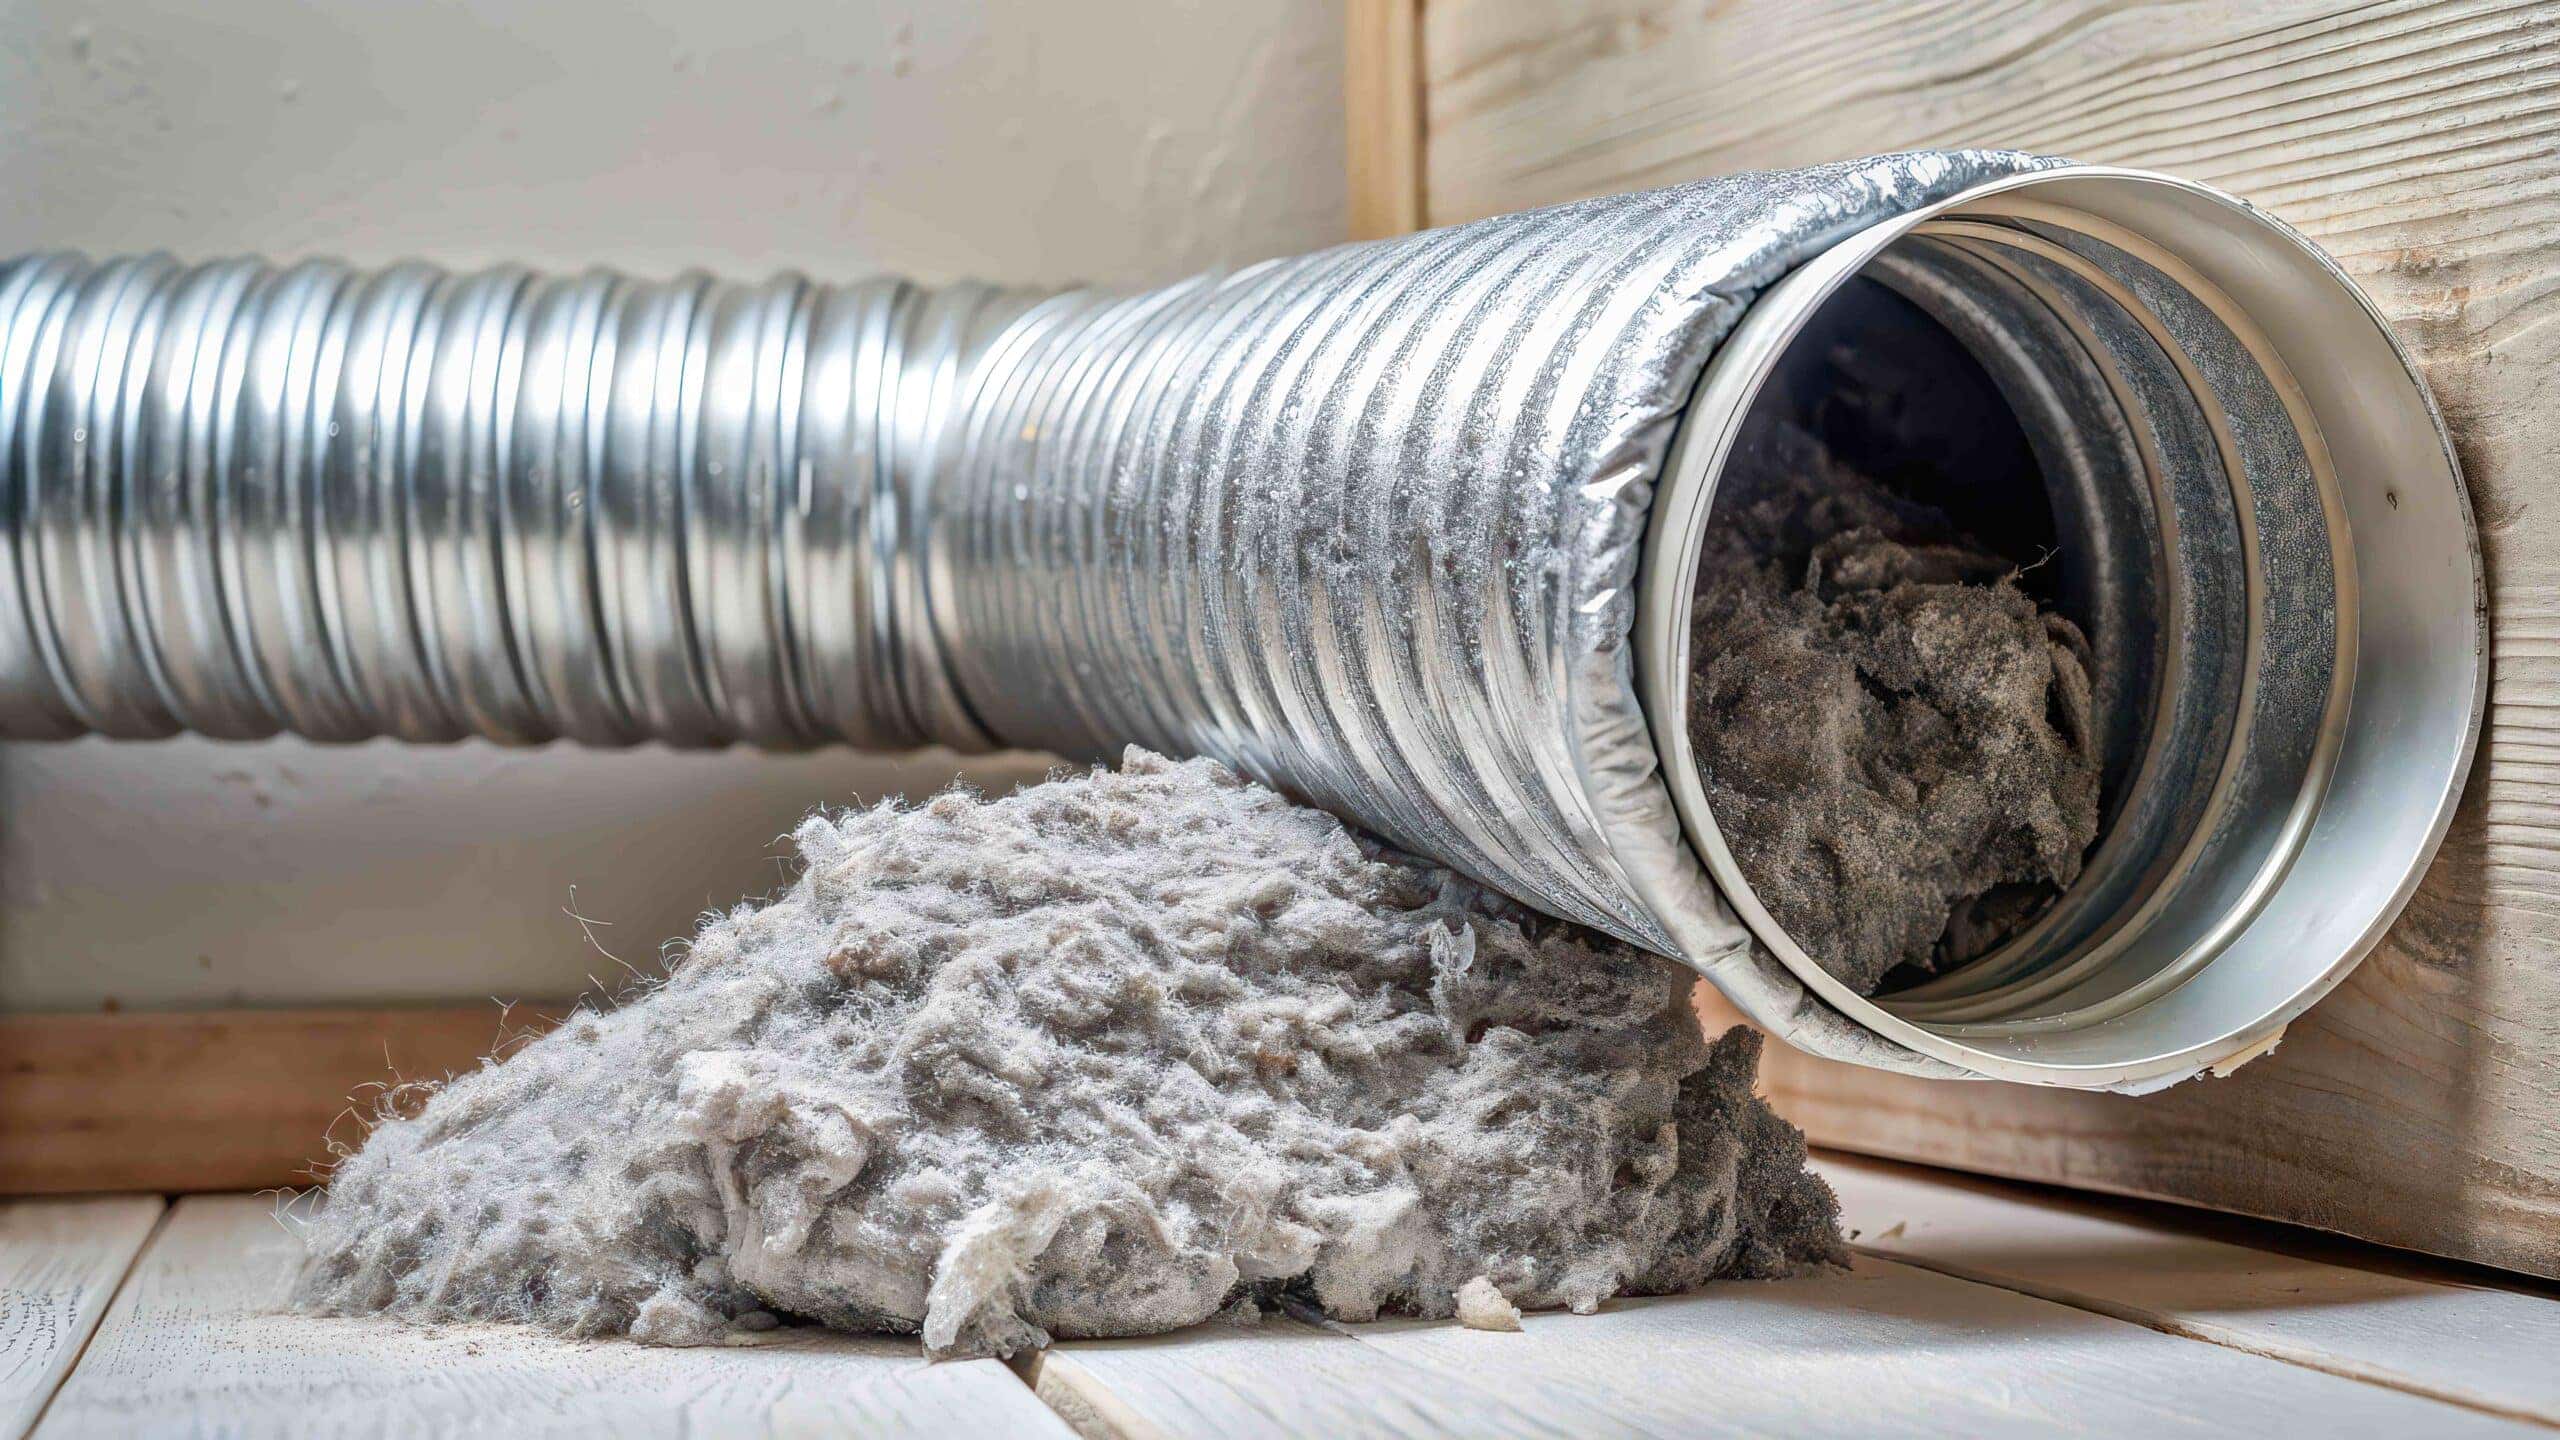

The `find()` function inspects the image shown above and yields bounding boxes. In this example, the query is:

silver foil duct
[0,151,2482,1088]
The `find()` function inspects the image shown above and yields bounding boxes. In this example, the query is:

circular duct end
[1639,167,2484,1088]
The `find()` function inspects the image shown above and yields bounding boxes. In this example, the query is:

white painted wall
[0,0,1348,1012]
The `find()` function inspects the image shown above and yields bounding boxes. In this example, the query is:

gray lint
[1688,418,2103,996]
[290,749,1844,1357]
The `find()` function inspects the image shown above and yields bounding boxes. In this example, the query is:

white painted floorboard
[30,1195,1073,1440]
[1821,1154,2560,1426]
[1031,1314,1609,1440]
[1044,1257,2545,1439]
[13,1180,2557,1437]
[0,1196,162,1440]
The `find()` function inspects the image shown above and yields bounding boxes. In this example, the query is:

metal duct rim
[1636,166,2484,1089]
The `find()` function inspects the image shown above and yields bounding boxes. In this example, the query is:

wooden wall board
[1347,0,1425,238]
[1818,1153,2560,1427]
[0,1006,563,1196]
[0,1197,160,1440]
[31,1194,1073,1440]
[1041,1257,2539,1439]
[1406,0,2560,1279]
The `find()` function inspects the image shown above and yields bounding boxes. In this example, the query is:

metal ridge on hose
[0,151,2481,1091]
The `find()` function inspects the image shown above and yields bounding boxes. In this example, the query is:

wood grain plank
[1029,1317,1606,1440]
[1820,1154,2560,1426]
[0,1006,566,1196]
[1700,959,2557,1277]
[32,1194,1072,1440]
[1346,0,1426,238]
[1420,0,2560,1279]
[0,1197,160,1440]
[1042,1258,2539,1438]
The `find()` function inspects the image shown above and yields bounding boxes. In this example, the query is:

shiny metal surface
[0,153,2480,1088]
[1637,168,2481,1088]
[0,257,1031,750]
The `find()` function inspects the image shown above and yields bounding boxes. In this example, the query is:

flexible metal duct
[0,152,2482,1090]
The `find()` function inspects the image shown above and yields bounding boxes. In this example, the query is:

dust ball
[1455,1275,1525,1332]
[291,749,1843,1357]
[1688,419,2101,996]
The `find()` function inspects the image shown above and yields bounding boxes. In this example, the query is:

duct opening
[1630,168,2487,1084]
[1688,271,2133,1001]
[1679,210,2348,1039]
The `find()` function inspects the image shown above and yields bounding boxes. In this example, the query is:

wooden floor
[4,1156,2552,1438]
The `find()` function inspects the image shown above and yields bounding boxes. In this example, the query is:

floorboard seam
[18,1197,173,1440]
[1850,1244,2560,1431]
[1010,1349,1167,1440]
